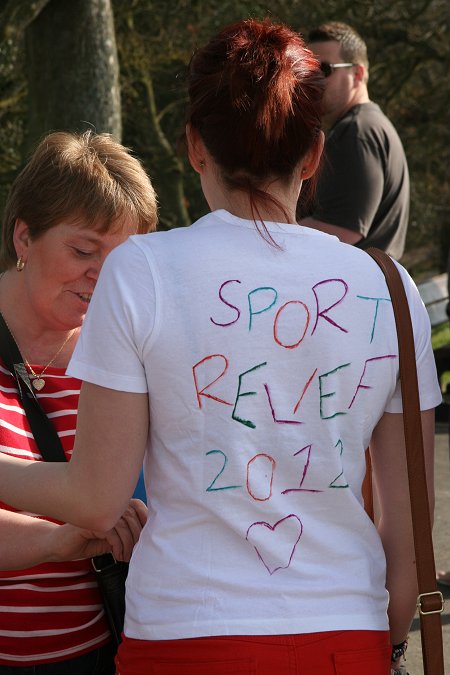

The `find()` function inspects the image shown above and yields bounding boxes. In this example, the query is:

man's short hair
[308,21,369,81]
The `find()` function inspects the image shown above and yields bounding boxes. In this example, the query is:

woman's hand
[50,498,148,563]
[101,498,148,561]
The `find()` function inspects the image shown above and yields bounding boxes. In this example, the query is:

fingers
[103,526,127,561]
[55,524,112,562]
[128,498,148,527]
[81,532,112,559]
[103,499,148,562]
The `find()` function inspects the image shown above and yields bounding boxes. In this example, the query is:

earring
[16,256,25,272]
[199,160,206,168]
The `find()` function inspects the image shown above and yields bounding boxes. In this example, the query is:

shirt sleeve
[67,237,157,393]
[313,125,384,236]
[384,262,442,413]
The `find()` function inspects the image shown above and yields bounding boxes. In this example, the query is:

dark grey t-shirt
[308,102,410,259]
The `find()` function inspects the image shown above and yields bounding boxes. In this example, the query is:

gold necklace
[22,331,75,391]
[0,308,75,391]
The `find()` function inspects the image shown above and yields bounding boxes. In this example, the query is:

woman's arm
[0,383,149,530]
[370,408,435,645]
[0,498,147,569]
[0,510,70,569]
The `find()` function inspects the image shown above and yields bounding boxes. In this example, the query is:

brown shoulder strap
[366,247,444,674]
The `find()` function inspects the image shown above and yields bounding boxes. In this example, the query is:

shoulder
[102,230,174,275]
[125,214,212,256]
[353,103,404,147]
[331,103,391,138]
[329,103,406,167]
[125,212,230,266]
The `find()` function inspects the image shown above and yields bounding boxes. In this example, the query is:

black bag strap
[0,312,67,462]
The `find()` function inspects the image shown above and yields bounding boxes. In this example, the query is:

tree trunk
[24,0,121,155]
[142,73,191,229]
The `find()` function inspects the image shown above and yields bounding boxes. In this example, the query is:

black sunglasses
[320,62,356,78]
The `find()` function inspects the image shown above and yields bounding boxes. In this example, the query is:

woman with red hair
[0,19,440,675]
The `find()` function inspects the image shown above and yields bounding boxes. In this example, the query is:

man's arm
[300,215,363,245]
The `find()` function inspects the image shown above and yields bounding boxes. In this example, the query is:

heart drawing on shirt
[246,514,303,575]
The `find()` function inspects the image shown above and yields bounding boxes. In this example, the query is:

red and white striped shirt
[0,360,111,665]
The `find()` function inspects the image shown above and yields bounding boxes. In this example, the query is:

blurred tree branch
[0,0,448,273]
[0,0,50,41]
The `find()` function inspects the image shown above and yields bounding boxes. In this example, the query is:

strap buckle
[417,590,445,616]
[91,553,117,573]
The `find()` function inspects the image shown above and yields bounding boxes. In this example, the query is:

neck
[324,88,370,129]
[0,269,78,367]
[202,172,301,224]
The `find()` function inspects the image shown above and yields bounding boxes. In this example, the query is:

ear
[354,63,366,84]
[186,123,207,174]
[13,218,31,259]
[300,131,325,180]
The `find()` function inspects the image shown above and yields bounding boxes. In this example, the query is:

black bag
[92,554,128,646]
[0,312,127,647]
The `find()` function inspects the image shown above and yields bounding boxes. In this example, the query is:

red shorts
[115,630,391,674]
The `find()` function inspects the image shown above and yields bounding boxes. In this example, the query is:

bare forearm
[380,519,417,644]
[0,387,148,530]
[0,454,94,528]
[0,498,148,569]
[371,410,435,646]
[0,511,63,569]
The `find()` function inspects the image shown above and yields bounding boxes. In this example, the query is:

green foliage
[0,0,52,215]
[0,14,27,181]
[113,0,450,256]
[432,322,450,351]
[0,0,449,275]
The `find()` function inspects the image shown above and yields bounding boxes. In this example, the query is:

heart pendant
[32,378,45,391]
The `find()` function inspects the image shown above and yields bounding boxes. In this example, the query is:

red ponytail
[186,18,324,240]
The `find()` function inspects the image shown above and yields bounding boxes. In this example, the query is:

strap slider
[417,590,445,615]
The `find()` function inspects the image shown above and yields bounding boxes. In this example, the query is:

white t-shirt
[69,209,441,640]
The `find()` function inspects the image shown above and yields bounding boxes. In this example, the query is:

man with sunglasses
[298,22,409,260]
